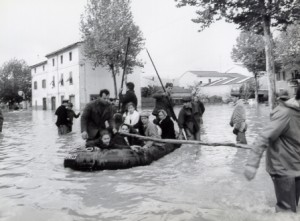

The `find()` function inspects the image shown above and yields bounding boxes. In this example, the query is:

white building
[30,42,142,111]
[176,70,252,100]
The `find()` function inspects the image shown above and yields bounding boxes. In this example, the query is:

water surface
[0,104,299,221]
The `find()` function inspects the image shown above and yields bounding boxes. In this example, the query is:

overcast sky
[0,0,250,79]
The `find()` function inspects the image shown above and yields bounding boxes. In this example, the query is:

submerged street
[0,104,299,221]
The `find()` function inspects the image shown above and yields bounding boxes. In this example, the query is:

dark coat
[81,98,114,140]
[158,116,176,139]
[67,109,80,126]
[152,91,176,120]
[86,137,130,150]
[178,106,200,134]
[119,90,138,113]
[112,131,144,146]
[55,105,69,127]
[246,98,300,177]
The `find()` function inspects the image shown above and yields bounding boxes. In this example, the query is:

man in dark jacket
[152,83,176,122]
[244,87,300,213]
[55,99,69,135]
[178,96,200,140]
[119,82,137,113]
[81,89,114,141]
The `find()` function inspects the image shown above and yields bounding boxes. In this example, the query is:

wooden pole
[146,49,187,140]
[119,132,251,149]
[119,37,131,111]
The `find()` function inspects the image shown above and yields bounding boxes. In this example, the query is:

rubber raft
[64,143,181,171]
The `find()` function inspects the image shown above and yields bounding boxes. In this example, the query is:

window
[34,81,37,89]
[43,65,45,71]
[282,71,286,81]
[42,79,46,88]
[69,72,73,85]
[34,68,36,73]
[60,55,63,64]
[61,96,64,103]
[69,52,72,61]
[60,73,64,86]
[200,81,202,84]
[52,58,55,66]
[208,79,211,83]
[276,72,281,81]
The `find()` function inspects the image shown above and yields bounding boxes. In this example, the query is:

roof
[181,71,231,78]
[203,74,253,86]
[29,60,47,69]
[45,41,83,57]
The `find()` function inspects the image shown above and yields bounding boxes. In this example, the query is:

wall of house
[200,84,239,100]
[178,72,225,88]
[31,64,48,110]
[78,46,142,110]
[32,44,142,111]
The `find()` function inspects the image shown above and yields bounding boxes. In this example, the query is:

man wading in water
[244,86,300,213]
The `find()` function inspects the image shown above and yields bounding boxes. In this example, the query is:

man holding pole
[119,82,137,113]
[152,82,176,123]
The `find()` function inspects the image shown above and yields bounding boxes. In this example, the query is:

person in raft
[112,123,144,148]
[152,82,176,123]
[81,89,115,142]
[123,102,140,127]
[178,96,201,140]
[119,82,138,114]
[157,109,176,139]
[140,111,161,149]
[86,129,130,150]
[55,99,70,135]
[244,86,300,213]
[229,97,247,144]
[66,102,80,132]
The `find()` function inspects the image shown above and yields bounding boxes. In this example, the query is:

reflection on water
[0,104,299,221]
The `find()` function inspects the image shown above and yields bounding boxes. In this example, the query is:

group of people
[76,82,206,151]
[54,80,300,213]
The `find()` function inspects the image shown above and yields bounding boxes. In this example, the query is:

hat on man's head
[62,99,69,104]
[140,111,150,118]
[182,96,192,103]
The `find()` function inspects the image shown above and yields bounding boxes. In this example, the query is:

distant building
[177,70,252,100]
[30,42,142,110]
[276,65,300,96]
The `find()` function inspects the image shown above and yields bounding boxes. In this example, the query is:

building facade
[276,65,300,96]
[31,42,142,111]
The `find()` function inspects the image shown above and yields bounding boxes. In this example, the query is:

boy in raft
[244,86,300,213]
[140,111,161,149]
[112,123,144,147]
[86,129,130,150]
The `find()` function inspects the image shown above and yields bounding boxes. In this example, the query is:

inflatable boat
[64,143,181,171]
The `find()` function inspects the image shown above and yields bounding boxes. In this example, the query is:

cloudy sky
[0,0,250,79]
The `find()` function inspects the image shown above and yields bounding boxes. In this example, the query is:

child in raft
[86,129,141,151]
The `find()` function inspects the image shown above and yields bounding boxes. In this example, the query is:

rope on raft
[119,132,251,149]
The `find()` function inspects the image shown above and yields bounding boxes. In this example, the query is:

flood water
[0,104,299,221]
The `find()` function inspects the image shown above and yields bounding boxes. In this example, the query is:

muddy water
[0,104,299,221]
